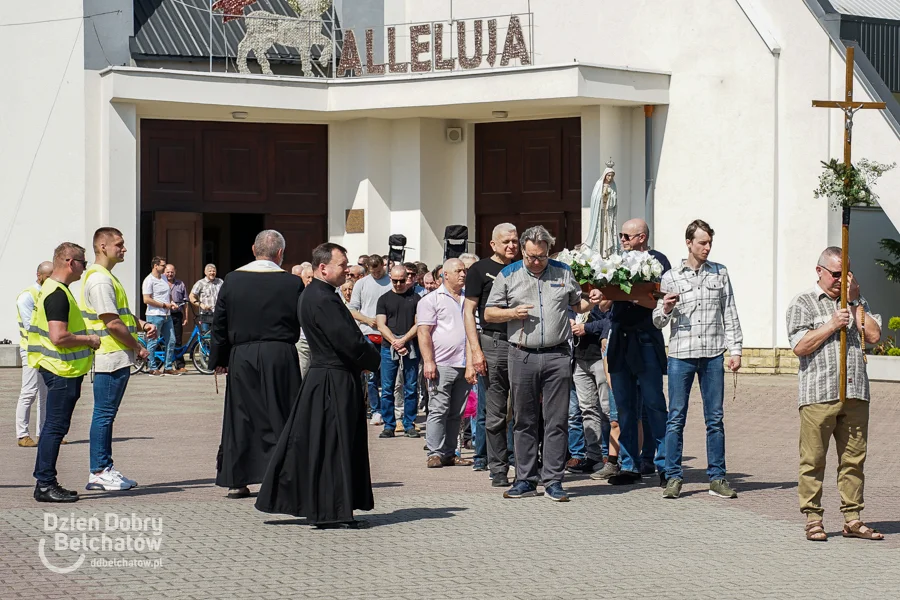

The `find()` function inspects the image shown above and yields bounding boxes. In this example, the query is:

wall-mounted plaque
[345,209,365,233]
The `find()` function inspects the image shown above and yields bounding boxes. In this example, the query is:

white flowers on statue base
[558,246,663,308]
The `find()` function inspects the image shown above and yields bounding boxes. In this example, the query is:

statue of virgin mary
[584,158,618,257]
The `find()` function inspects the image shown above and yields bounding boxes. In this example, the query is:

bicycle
[131,313,214,375]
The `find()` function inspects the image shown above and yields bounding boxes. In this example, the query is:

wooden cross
[812,46,885,402]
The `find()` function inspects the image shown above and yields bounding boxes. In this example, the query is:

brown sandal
[842,520,884,540]
[805,521,827,542]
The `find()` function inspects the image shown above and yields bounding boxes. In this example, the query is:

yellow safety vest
[27,279,93,378]
[16,285,39,351]
[79,264,139,354]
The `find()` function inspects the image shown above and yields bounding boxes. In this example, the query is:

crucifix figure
[811,46,886,402]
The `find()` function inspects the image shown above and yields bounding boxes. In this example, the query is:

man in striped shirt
[785,246,883,542]
[652,220,742,500]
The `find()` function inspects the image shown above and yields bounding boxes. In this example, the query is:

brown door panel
[265,214,327,268]
[153,211,202,331]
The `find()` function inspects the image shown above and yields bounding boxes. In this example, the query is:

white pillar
[580,106,637,240]
[99,99,138,306]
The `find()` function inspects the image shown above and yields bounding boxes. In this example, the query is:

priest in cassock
[210,230,304,499]
[256,242,381,528]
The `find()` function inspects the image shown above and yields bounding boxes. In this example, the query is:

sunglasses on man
[391,278,406,284]
[618,232,642,241]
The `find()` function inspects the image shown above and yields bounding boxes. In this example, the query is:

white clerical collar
[236,260,284,273]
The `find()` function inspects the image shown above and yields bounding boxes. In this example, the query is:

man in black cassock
[256,242,380,528]
[210,230,303,499]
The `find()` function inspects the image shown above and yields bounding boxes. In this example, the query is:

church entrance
[139,119,328,319]
[474,117,581,256]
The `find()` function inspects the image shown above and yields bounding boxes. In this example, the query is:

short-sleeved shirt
[786,285,880,407]
[348,274,392,335]
[416,284,466,367]
[465,257,507,337]
[43,287,70,323]
[485,259,581,349]
[84,271,134,372]
[142,274,171,317]
[169,279,188,310]
[191,277,223,312]
[376,288,420,349]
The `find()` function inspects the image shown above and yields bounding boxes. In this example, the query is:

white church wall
[389,118,423,261]
[0,1,87,341]
[419,118,468,267]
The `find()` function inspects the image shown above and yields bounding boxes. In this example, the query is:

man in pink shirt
[417,258,472,468]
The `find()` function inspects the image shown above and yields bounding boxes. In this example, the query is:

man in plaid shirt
[652,220,743,500]
[785,247,883,542]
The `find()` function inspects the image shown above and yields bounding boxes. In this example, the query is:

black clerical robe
[256,277,380,524]
[210,264,303,489]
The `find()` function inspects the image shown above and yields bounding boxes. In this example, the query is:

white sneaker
[370,413,384,426]
[85,467,134,491]
[109,466,138,488]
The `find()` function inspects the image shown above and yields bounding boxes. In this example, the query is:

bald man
[417,259,472,467]
[15,261,54,447]
[604,218,672,486]
[375,265,422,438]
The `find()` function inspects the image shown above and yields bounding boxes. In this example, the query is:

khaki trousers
[798,398,869,523]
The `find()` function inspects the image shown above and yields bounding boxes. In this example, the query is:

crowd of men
[13,220,886,540]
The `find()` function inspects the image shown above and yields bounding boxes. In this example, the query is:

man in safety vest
[28,243,100,503]
[15,261,53,447]
[80,227,157,491]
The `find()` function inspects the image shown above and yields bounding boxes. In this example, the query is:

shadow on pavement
[372,481,403,488]
[82,478,216,500]
[263,506,468,527]
[64,436,155,445]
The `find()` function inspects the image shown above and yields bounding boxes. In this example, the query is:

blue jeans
[568,386,586,459]
[379,348,419,431]
[665,354,726,481]
[473,375,487,462]
[147,315,175,371]
[34,369,83,486]
[609,336,668,475]
[90,367,130,473]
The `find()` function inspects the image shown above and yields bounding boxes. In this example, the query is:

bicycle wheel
[131,335,148,375]
[191,339,214,375]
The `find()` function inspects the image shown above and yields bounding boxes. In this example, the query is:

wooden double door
[475,117,581,255]
[141,119,328,284]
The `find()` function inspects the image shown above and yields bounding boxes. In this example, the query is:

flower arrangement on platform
[556,247,664,294]
[813,158,895,210]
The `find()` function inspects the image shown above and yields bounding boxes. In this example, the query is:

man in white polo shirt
[142,256,178,376]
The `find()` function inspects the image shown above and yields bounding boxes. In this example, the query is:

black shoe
[404,428,420,438]
[378,429,395,438]
[566,458,599,474]
[640,461,656,476]
[608,471,643,486]
[34,483,79,503]
[491,473,510,488]
[659,474,668,488]
[314,519,369,530]
[226,486,250,499]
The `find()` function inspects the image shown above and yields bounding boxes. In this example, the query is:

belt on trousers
[481,331,508,342]
[515,343,568,354]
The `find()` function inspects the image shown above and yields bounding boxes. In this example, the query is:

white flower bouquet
[557,247,664,309]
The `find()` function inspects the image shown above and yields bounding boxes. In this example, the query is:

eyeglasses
[391,279,406,284]
[619,232,642,241]
[523,253,548,263]
[817,265,843,279]
[69,258,88,268]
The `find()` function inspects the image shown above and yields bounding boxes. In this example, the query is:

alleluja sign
[337,15,532,77]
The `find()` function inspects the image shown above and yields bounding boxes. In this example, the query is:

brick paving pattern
[1,370,898,599]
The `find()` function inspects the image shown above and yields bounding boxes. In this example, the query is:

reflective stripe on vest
[26,279,93,377]
[78,265,139,355]
[16,286,39,351]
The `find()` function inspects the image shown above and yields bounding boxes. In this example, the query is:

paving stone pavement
[1,369,898,599]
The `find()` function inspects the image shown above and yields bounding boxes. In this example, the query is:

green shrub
[889,316,900,331]
[887,347,900,356]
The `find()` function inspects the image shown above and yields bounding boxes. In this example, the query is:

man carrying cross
[786,247,882,541]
